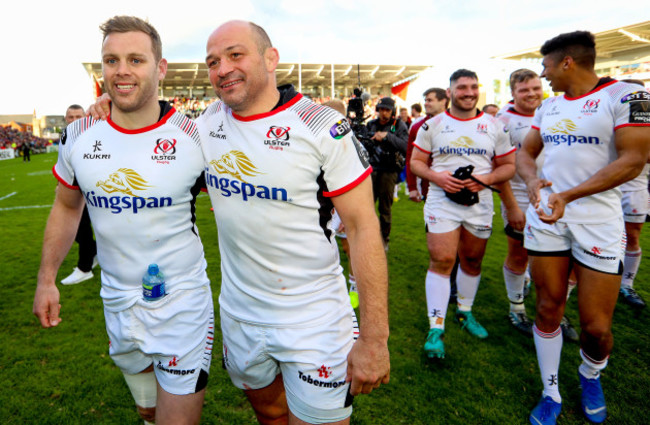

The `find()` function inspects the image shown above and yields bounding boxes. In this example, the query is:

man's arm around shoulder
[331,177,390,396]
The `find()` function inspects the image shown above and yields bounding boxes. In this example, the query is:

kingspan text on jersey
[84,191,172,214]
[205,168,288,202]
[543,134,600,146]
[439,146,488,156]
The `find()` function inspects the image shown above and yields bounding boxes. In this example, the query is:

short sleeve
[321,117,372,197]
[53,127,79,190]
[413,118,433,154]
[614,87,650,130]
[494,120,516,158]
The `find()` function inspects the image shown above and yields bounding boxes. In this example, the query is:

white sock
[533,324,563,403]
[456,267,481,311]
[426,270,450,330]
[622,249,642,289]
[503,264,526,311]
[579,349,608,380]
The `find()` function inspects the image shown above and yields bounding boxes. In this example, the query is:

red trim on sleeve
[531,125,540,131]
[107,107,176,134]
[495,147,516,158]
[324,167,372,197]
[52,165,79,190]
[414,144,431,154]
[232,93,303,122]
[614,123,650,130]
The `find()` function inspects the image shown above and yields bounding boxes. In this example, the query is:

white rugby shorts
[220,305,358,424]
[105,286,214,395]
[621,190,649,224]
[424,191,494,239]
[524,206,624,274]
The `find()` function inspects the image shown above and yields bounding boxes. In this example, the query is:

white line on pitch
[0,192,17,201]
[0,204,52,211]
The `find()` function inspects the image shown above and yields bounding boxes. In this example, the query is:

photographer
[364,96,408,249]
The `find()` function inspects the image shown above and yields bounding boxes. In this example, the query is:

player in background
[497,69,544,335]
[497,69,580,340]
[517,31,650,425]
[411,69,515,359]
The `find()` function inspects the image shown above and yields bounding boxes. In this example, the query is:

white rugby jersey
[531,79,650,223]
[498,108,544,194]
[413,110,514,205]
[195,89,371,327]
[620,163,649,192]
[54,105,209,312]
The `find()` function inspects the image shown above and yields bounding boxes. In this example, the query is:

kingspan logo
[439,136,487,156]
[84,168,172,214]
[206,150,288,202]
[542,119,600,146]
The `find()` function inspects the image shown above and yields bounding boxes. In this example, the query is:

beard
[451,95,477,112]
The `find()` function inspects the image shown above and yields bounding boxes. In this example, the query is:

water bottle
[142,264,165,301]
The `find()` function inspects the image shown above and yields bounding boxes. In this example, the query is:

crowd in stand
[0,126,49,154]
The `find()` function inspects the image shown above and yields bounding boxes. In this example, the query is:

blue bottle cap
[148,264,159,275]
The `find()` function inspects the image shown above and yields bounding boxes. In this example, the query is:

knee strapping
[123,371,157,408]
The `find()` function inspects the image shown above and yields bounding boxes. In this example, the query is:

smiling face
[205,21,279,116]
[540,55,568,93]
[101,31,166,114]
[512,77,543,115]
[448,76,479,113]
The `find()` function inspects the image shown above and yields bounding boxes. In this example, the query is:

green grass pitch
[1,152,648,424]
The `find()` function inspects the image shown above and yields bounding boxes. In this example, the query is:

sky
[0,0,641,116]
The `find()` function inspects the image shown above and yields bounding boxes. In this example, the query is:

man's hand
[463,173,491,193]
[346,336,390,396]
[87,93,112,120]
[33,283,62,328]
[537,192,567,224]
[371,131,388,142]
[433,171,464,193]
[505,204,526,231]
[526,178,552,209]
[408,190,422,202]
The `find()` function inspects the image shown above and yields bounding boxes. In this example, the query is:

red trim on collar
[232,93,303,122]
[107,107,176,134]
[445,110,484,121]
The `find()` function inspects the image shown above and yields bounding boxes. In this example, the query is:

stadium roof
[494,21,650,61]
[82,62,431,97]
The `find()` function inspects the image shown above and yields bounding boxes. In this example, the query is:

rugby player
[517,31,650,425]
[33,16,213,425]
[497,69,544,335]
[411,69,516,359]
[197,21,389,424]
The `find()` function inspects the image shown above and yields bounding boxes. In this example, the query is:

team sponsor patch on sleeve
[329,119,352,139]
[621,91,650,103]
[422,123,429,131]
[629,101,650,124]
[60,128,67,145]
